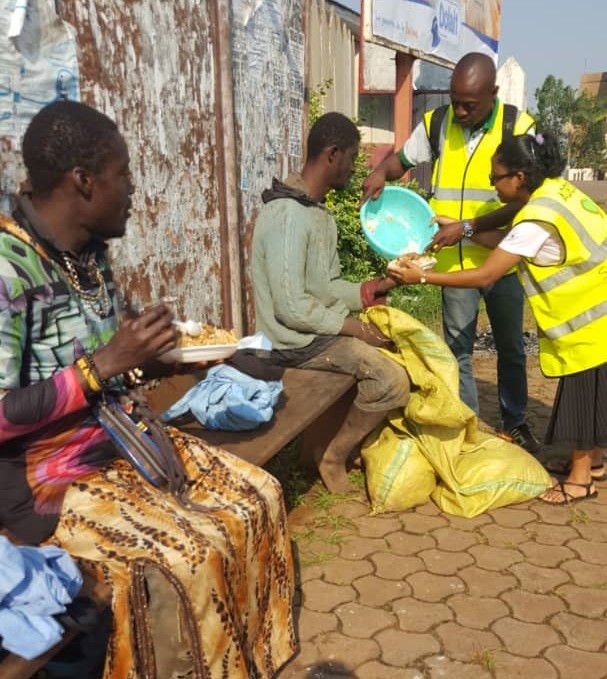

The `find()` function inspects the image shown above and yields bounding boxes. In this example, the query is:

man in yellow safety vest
[363,52,539,454]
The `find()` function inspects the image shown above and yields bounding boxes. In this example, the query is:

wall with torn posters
[0,0,305,333]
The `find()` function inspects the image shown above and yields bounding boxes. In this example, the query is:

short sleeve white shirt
[401,121,433,166]
[498,221,564,265]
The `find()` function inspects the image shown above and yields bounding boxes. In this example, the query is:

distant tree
[534,76,607,174]
[533,75,576,144]
[568,92,607,173]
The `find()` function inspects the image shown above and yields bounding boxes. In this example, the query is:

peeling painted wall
[59,0,227,325]
[1,0,306,333]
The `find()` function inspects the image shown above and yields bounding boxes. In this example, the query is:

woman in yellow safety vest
[388,131,607,506]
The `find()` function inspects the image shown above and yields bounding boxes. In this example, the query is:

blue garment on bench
[0,536,83,660]
[161,364,283,431]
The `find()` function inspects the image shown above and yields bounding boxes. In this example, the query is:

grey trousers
[296,336,410,413]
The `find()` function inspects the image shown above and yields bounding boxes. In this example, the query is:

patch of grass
[349,469,367,492]
[283,469,311,509]
[313,513,355,532]
[389,284,442,333]
[311,486,356,512]
[290,528,317,544]
[264,440,368,512]
[263,439,316,510]
[292,525,345,547]
[471,647,496,675]
[591,582,607,590]
[321,531,347,546]
[569,507,590,524]
[291,514,354,556]
[299,551,336,568]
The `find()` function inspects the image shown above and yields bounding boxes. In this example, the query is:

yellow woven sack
[362,425,437,514]
[431,430,552,517]
[360,306,551,517]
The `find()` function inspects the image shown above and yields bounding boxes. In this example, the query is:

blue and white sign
[364,0,500,66]
[436,0,461,45]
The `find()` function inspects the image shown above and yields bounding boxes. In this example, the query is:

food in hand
[389,252,437,270]
[176,324,238,347]
[397,239,422,255]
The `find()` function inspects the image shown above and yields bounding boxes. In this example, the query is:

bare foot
[317,457,355,494]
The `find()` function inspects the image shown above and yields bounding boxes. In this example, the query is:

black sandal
[539,480,598,506]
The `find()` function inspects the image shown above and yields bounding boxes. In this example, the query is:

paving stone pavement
[278,353,607,679]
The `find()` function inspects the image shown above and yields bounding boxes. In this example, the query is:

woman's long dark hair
[494,131,566,194]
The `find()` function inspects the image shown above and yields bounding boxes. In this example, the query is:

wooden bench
[146,367,357,467]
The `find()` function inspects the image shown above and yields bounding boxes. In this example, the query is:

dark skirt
[545,362,607,450]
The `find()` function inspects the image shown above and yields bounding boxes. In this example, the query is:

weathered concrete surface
[279,354,607,679]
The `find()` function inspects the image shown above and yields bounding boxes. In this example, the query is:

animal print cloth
[51,429,296,679]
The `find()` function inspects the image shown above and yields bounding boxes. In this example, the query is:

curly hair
[494,132,566,193]
[307,112,360,160]
[22,100,118,195]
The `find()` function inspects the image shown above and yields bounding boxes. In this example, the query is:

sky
[334,0,607,106]
[498,0,607,106]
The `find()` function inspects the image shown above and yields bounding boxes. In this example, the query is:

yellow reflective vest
[513,178,607,377]
[424,102,534,272]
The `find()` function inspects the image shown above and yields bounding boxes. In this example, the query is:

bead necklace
[59,252,111,318]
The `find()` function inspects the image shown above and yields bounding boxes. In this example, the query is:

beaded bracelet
[75,356,102,393]
[84,352,111,391]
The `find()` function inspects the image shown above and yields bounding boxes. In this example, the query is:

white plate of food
[159,323,239,363]
[160,344,239,363]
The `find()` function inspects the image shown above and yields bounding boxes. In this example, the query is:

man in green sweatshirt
[252,112,410,493]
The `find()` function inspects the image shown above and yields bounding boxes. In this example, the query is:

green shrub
[309,82,443,330]
[325,150,386,281]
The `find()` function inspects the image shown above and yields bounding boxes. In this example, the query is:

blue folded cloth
[0,536,83,660]
[161,364,283,431]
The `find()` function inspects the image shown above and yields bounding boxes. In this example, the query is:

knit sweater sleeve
[327,250,363,311]
[260,201,351,335]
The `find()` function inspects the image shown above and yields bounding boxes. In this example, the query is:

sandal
[539,480,598,506]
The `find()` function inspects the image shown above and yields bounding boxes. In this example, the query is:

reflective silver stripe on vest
[518,261,544,297]
[517,196,607,296]
[433,187,497,202]
[539,299,607,340]
[519,253,607,297]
